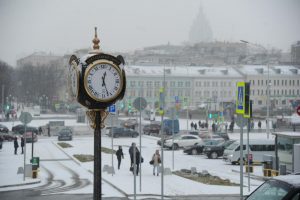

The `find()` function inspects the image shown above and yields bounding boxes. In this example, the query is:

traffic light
[6,104,10,111]
[244,82,251,118]
[208,113,212,119]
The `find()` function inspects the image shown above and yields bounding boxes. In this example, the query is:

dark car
[203,139,236,159]
[0,124,9,133]
[24,132,38,143]
[245,174,300,200]
[108,127,139,138]
[12,124,38,135]
[183,138,224,155]
[0,132,14,141]
[58,129,73,141]
[121,119,138,129]
[214,132,230,140]
[143,123,161,135]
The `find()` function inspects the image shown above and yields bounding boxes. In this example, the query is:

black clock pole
[94,110,101,200]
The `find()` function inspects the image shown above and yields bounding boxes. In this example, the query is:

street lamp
[240,40,270,138]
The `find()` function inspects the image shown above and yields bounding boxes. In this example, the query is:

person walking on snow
[116,146,124,170]
[14,137,19,155]
[21,136,25,154]
[152,150,161,176]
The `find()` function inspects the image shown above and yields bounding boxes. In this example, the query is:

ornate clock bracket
[86,109,109,129]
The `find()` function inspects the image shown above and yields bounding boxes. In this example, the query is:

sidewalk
[0,141,41,189]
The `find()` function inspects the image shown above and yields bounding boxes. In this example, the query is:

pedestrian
[14,137,19,155]
[229,121,234,132]
[190,122,194,130]
[38,126,43,135]
[198,120,201,128]
[212,122,216,133]
[258,120,262,129]
[129,142,136,168]
[21,136,25,154]
[151,150,161,176]
[47,124,51,137]
[116,146,124,170]
[0,135,4,150]
[251,121,254,129]
[130,146,142,175]
[194,123,197,130]
[225,123,228,132]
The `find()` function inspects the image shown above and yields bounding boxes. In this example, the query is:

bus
[223,139,275,164]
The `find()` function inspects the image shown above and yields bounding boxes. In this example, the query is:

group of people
[115,142,161,176]
[190,120,208,130]
[13,136,25,155]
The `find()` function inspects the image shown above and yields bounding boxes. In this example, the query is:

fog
[0,0,299,66]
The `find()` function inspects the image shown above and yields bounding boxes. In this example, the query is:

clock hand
[101,72,109,96]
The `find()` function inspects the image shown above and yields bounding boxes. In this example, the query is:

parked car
[143,123,161,135]
[58,128,73,141]
[183,138,225,155]
[203,139,236,159]
[24,132,38,143]
[214,132,230,140]
[0,132,14,141]
[245,174,300,200]
[108,127,139,138]
[0,124,9,133]
[12,124,38,135]
[121,119,137,129]
[164,134,204,150]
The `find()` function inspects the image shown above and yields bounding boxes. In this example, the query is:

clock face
[69,62,79,98]
[84,61,122,102]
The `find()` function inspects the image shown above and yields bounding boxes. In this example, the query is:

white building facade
[123,65,300,113]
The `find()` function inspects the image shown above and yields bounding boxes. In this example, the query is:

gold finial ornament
[92,27,100,50]
[86,110,109,129]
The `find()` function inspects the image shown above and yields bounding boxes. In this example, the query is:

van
[33,106,41,116]
[163,119,179,135]
[223,139,275,164]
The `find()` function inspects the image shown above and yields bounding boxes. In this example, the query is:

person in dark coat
[0,136,4,150]
[47,124,51,137]
[194,123,197,130]
[212,122,216,133]
[21,136,25,154]
[116,146,124,170]
[14,137,19,155]
[258,120,262,129]
[129,142,136,167]
[131,147,142,175]
[190,122,194,130]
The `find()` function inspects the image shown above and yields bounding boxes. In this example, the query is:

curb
[0,179,41,189]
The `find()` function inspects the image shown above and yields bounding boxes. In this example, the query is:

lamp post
[240,40,270,138]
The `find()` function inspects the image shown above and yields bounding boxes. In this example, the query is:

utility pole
[1,85,4,120]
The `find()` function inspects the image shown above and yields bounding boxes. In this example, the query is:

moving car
[203,139,236,159]
[58,128,73,141]
[245,174,300,200]
[12,124,38,135]
[108,127,139,138]
[0,124,9,133]
[183,138,225,155]
[24,132,38,143]
[164,134,204,150]
[143,123,161,135]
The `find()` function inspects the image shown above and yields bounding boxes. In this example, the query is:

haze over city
[0,0,299,66]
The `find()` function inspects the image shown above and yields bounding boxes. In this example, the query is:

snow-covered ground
[0,111,282,198]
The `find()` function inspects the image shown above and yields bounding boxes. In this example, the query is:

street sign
[297,106,300,116]
[108,104,116,114]
[133,97,147,111]
[236,114,248,128]
[19,112,32,125]
[236,82,245,114]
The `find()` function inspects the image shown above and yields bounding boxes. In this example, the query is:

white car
[164,134,204,150]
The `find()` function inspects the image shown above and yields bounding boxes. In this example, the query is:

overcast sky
[0,0,299,66]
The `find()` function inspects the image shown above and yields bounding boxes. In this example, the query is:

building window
[297,80,299,86]
[289,80,292,86]
[297,90,299,95]
[178,82,183,87]
[154,81,160,87]
[293,80,295,86]
[170,81,175,87]
[282,80,284,85]
[258,80,260,86]
[130,81,136,87]
[146,90,152,97]
[277,80,279,86]
[258,100,262,105]
[146,81,152,87]
[185,81,190,87]
[282,100,286,105]
[178,90,183,96]
[285,80,287,86]
[185,90,190,96]
[258,90,260,95]
[138,81,143,87]
[274,80,276,86]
